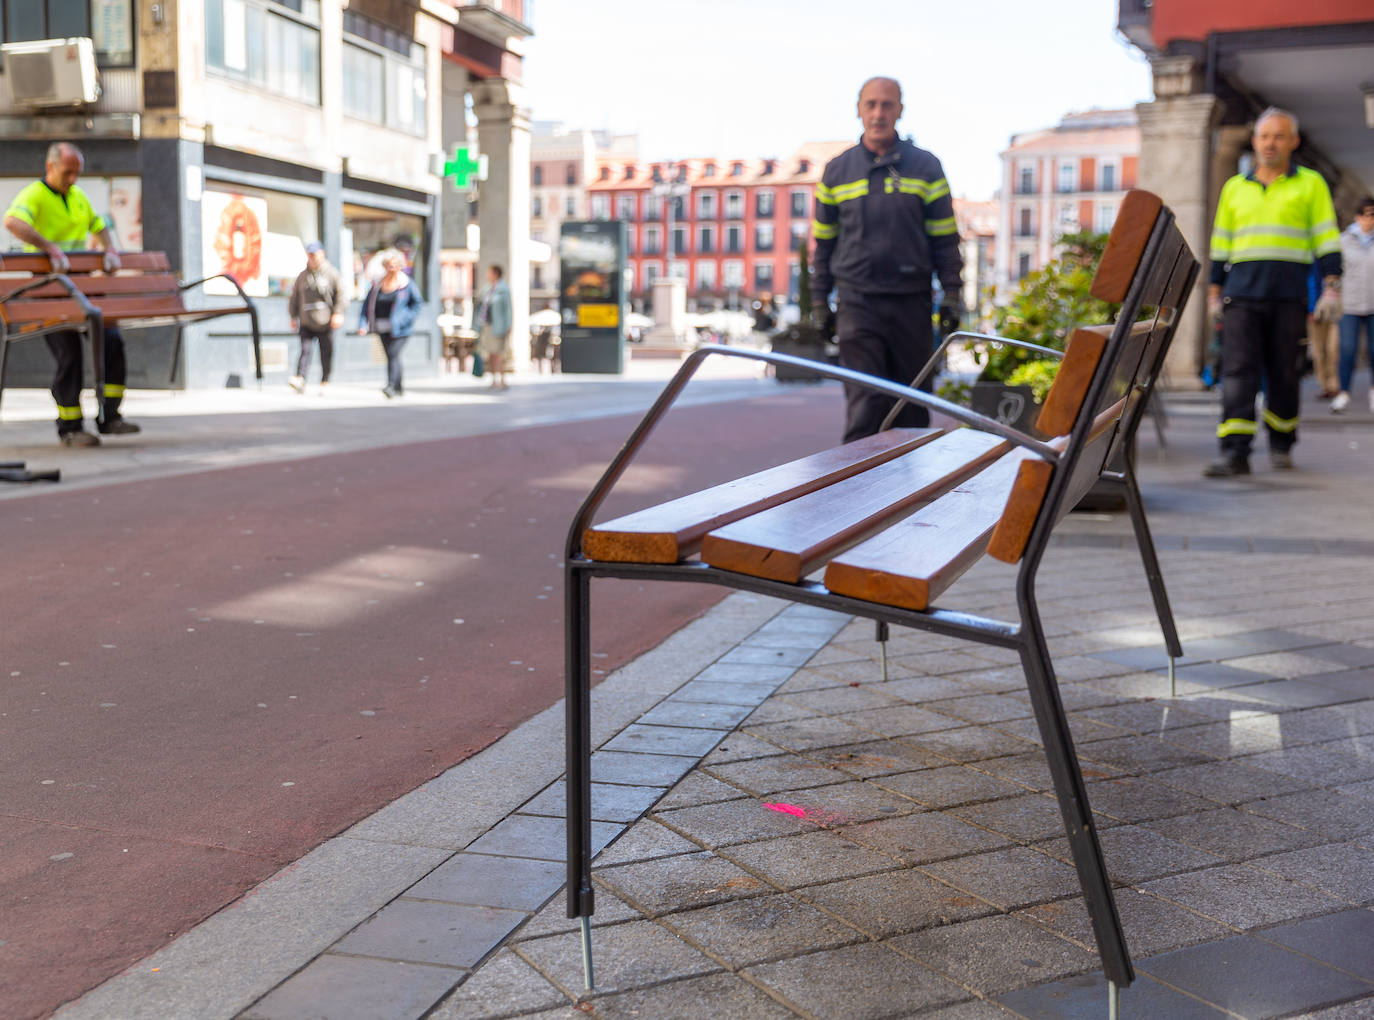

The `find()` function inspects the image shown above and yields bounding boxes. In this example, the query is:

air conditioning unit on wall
[2,38,100,108]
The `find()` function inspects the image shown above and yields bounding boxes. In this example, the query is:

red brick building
[585,142,847,307]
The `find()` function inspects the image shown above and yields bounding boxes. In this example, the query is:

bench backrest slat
[583,428,943,564]
[3,294,188,323]
[1089,190,1164,303]
[15,275,181,299]
[0,251,171,273]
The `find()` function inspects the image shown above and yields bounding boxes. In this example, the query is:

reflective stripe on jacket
[1209,164,1341,303]
[812,138,962,300]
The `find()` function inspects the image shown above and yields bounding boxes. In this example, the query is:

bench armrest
[565,343,1060,562]
[177,273,263,382]
[0,272,104,339]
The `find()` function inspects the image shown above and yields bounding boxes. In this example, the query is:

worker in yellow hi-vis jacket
[1204,107,1342,477]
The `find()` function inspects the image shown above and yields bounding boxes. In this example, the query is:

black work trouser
[1217,298,1306,458]
[296,328,334,382]
[46,325,126,434]
[835,288,933,443]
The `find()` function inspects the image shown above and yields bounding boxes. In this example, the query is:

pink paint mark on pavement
[763,802,808,818]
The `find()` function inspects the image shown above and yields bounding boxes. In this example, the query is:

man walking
[475,264,513,391]
[1204,107,1341,477]
[811,76,962,442]
[4,142,140,446]
[288,241,346,394]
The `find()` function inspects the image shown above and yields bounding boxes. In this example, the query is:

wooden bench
[562,190,1199,1008]
[0,251,261,425]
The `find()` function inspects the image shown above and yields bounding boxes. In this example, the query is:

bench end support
[580,915,595,992]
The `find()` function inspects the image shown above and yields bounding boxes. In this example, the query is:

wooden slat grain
[583,428,943,564]
[823,449,1036,610]
[0,251,171,273]
[19,275,180,298]
[701,429,1010,582]
[3,294,188,323]
[1090,190,1163,303]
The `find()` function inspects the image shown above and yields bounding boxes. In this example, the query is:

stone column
[473,78,531,370]
[1135,56,1222,390]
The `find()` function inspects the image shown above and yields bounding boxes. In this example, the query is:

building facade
[995,110,1139,296]
[0,0,532,388]
[584,142,847,309]
[953,198,998,327]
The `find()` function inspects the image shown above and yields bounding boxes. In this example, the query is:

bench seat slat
[15,275,181,299]
[3,295,192,323]
[0,251,171,274]
[822,449,1038,611]
[701,429,1010,583]
[583,428,942,564]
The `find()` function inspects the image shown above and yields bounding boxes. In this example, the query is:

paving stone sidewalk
[58,385,1374,1020]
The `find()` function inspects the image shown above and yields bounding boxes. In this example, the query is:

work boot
[1270,451,1294,470]
[59,430,101,447]
[1203,456,1250,478]
[97,416,141,435]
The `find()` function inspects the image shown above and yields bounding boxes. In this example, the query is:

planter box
[770,327,838,383]
[968,382,1040,434]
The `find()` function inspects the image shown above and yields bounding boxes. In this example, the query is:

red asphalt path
[0,386,843,1018]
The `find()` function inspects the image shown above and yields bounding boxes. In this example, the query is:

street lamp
[650,165,691,287]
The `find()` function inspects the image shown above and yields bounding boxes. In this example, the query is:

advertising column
[559,220,627,373]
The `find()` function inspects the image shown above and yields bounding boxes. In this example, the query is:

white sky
[520,0,1154,199]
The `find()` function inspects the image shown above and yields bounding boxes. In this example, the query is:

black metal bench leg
[0,331,10,420]
[564,567,596,991]
[1121,458,1183,695]
[875,620,889,681]
[1017,606,1133,988]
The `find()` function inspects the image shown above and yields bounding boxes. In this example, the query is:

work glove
[102,250,122,273]
[938,299,961,338]
[1313,288,1342,324]
[813,303,836,340]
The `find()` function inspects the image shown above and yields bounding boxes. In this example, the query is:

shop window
[207,0,321,105]
[1,0,134,66]
[343,201,425,298]
[200,182,321,298]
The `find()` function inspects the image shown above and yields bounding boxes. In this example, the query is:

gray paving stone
[718,829,900,890]
[637,699,757,729]
[1034,824,1223,885]
[1150,760,1314,806]
[660,892,863,968]
[698,731,791,764]
[1298,996,1374,1019]
[652,771,749,810]
[743,698,819,725]
[1143,864,1346,929]
[1083,776,1218,824]
[746,942,970,1019]
[804,740,949,778]
[1221,650,1356,679]
[1241,788,1374,840]
[860,674,1002,703]
[972,751,1056,791]
[770,779,924,826]
[742,714,874,751]
[586,971,799,1019]
[1143,806,1327,862]
[891,913,1100,995]
[407,854,566,911]
[520,781,665,824]
[1251,842,1374,904]
[1157,719,1293,758]
[1077,734,1216,774]
[918,846,1083,911]
[775,684,899,715]
[840,811,1011,866]
[1138,934,1374,1019]
[999,970,1231,1019]
[1312,668,1374,697]
[704,752,857,795]
[950,793,1085,843]
[426,951,569,1020]
[242,955,462,1020]
[1242,743,1374,786]
[1184,628,1329,660]
[1260,908,1374,981]
[517,888,642,939]
[798,868,996,939]
[593,819,702,867]
[886,1000,1018,1020]
[654,796,821,846]
[594,851,770,916]
[514,919,721,997]
[334,899,526,968]
[1018,888,1230,958]
[903,726,1039,763]
[692,662,801,686]
[1240,678,1369,709]
[1165,662,1277,688]
[921,694,1036,725]
[465,815,620,862]
[721,644,820,667]
[1072,699,1214,737]
[601,723,727,758]
[590,750,698,787]
[669,679,782,707]
[835,703,975,739]
[1090,646,1206,670]
[875,764,1031,809]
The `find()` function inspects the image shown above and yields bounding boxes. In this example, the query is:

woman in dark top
[357,249,423,398]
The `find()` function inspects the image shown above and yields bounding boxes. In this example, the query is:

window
[697,191,716,220]
[532,166,543,186]
[651,165,663,183]
[668,260,688,282]
[725,224,743,254]
[756,190,774,217]
[2,0,134,66]
[625,229,635,255]
[730,162,744,177]
[645,195,662,222]
[1100,163,1117,192]
[590,194,610,220]
[672,226,687,255]
[566,164,577,186]
[755,223,774,252]
[790,189,808,217]
[790,221,808,248]
[1095,203,1116,233]
[669,196,685,221]
[698,225,715,254]
[565,195,576,217]
[696,261,716,292]
[1018,207,1033,237]
[340,14,425,132]
[798,159,810,173]
[1057,203,1077,230]
[754,262,773,292]
[1057,162,1076,194]
[724,191,744,219]
[644,226,661,254]
[623,166,635,180]
[722,259,745,289]
[762,160,776,176]
[1017,252,1032,280]
[644,261,661,288]
[615,195,635,221]
[208,0,322,105]
[599,166,611,181]
[532,196,542,217]
[1017,166,1034,195]
[703,164,716,178]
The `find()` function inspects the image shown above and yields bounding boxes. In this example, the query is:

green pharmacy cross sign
[443,146,488,189]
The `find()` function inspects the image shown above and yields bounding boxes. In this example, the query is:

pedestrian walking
[1204,107,1342,476]
[1306,261,1340,399]
[3,142,141,446]
[811,76,963,442]
[287,241,346,394]
[357,249,422,398]
[1332,196,1374,414]
[475,264,513,391]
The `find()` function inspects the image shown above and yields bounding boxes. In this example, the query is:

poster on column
[201,188,269,296]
